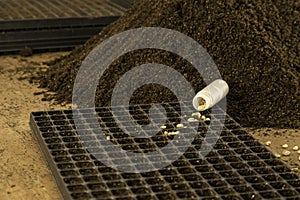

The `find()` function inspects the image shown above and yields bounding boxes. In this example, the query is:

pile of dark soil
[38,0,299,128]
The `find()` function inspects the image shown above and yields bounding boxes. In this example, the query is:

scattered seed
[164,131,179,136]
[298,156,300,161]
[192,112,201,118]
[297,150,300,154]
[176,124,184,128]
[292,168,298,171]
[204,118,211,121]
[265,141,272,146]
[292,146,299,151]
[274,153,281,158]
[282,144,289,149]
[282,150,291,156]
[172,131,180,135]
[160,125,167,129]
[188,118,198,122]
[201,115,206,120]
[106,136,111,141]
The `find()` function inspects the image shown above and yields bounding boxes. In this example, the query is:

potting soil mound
[39,0,299,128]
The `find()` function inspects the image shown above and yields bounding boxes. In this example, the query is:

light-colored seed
[298,156,300,161]
[160,125,167,129]
[293,146,299,151]
[201,115,206,120]
[265,141,272,146]
[204,118,211,121]
[282,144,289,149]
[188,118,198,122]
[274,153,281,158]
[198,105,206,111]
[106,136,111,141]
[176,124,184,128]
[192,112,201,118]
[164,131,179,136]
[282,150,291,156]
[292,168,299,171]
[197,98,206,111]
[198,105,205,110]
[172,131,180,135]
[297,150,300,154]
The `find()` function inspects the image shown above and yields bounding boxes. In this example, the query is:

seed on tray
[192,112,201,118]
[188,118,198,122]
[164,131,179,136]
[204,118,211,121]
[292,168,298,171]
[201,115,206,120]
[282,144,288,149]
[292,146,299,151]
[176,124,184,128]
[297,150,300,154]
[172,131,180,135]
[282,150,291,156]
[265,141,272,146]
[298,156,300,161]
[274,153,281,158]
[106,136,111,141]
[160,125,167,129]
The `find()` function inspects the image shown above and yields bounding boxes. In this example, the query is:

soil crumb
[38,0,299,128]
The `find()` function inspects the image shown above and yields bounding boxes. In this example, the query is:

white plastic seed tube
[192,79,229,111]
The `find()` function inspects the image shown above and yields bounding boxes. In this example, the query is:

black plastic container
[30,102,300,199]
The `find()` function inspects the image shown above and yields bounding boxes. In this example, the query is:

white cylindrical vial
[192,79,229,111]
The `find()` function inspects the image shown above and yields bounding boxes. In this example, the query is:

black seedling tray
[30,102,300,200]
[0,0,123,53]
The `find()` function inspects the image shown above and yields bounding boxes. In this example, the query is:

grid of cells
[30,102,300,199]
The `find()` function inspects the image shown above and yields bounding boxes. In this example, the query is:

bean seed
[274,153,281,158]
[197,98,206,111]
[292,146,299,151]
[192,112,201,118]
[265,141,271,146]
[282,150,291,156]
[176,124,184,128]
[188,118,198,122]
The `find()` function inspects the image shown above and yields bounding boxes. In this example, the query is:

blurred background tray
[0,0,126,53]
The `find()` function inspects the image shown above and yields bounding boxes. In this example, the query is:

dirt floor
[0,52,299,199]
[0,52,69,200]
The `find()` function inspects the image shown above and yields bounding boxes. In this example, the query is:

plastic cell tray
[0,0,124,53]
[29,102,300,199]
